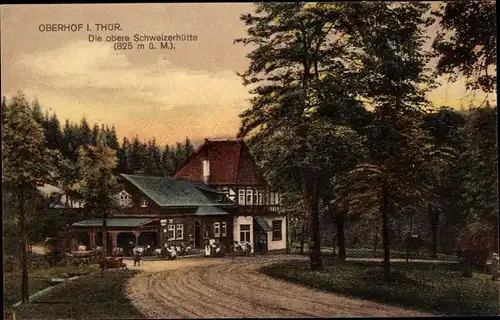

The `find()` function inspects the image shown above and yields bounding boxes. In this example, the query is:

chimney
[202,159,210,184]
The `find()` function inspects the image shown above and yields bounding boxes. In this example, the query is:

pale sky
[1,3,495,145]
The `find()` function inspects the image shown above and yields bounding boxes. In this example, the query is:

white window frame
[117,191,132,207]
[140,198,148,207]
[176,224,184,240]
[167,224,175,240]
[256,190,261,205]
[213,222,220,237]
[246,189,253,205]
[238,189,245,205]
[221,222,227,236]
[270,192,275,205]
[119,190,131,200]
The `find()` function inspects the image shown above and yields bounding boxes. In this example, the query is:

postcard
[1,3,497,319]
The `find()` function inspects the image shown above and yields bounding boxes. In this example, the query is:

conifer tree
[2,93,57,303]
[162,145,175,176]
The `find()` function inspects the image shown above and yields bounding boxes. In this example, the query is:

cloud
[19,40,132,78]
[11,39,496,145]
[17,40,249,105]
[14,40,250,144]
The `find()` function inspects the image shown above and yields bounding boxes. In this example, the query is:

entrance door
[256,232,268,254]
[194,220,202,248]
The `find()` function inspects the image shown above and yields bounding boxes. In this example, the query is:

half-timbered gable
[175,138,280,211]
[175,138,266,186]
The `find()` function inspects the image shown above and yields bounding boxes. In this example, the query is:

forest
[2,96,196,251]
[233,1,497,281]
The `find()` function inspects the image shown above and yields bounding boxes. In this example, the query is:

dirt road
[125,255,429,318]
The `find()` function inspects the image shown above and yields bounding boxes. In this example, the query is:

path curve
[125,255,429,318]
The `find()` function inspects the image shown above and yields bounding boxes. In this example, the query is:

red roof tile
[174,138,267,186]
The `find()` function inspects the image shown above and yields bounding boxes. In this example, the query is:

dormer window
[140,198,148,207]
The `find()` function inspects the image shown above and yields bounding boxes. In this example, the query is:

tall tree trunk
[301,171,323,271]
[428,203,439,259]
[336,213,346,261]
[300,226,306,254]
[381,184,391,283]
[102,210,108,272]
[332,229,337,257]
[373,225,379,253]
[19,185,29,303]
[285,215,290,254]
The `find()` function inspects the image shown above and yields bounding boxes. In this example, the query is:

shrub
[4,255,18,272]
[460,222,495,270]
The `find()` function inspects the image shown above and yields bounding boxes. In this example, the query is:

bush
[460,222,495,270]
[4,255,18,272]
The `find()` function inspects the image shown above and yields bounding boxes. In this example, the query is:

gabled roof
[174,138,267,185]
[120,174,236,207]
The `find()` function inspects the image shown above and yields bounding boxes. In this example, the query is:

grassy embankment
[4,267,144,320]
[262,256,499,316]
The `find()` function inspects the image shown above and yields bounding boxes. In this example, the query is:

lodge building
[70,138,287,255]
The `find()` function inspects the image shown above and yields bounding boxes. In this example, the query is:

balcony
[238,205,281,215]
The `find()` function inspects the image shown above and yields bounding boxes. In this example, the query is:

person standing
[491,253,499,281]
[133,247,142,266]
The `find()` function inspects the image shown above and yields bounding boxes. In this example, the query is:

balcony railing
[238,205,280,215]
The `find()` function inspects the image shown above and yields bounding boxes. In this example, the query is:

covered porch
[253,216,272,254]
[71,217,160,256]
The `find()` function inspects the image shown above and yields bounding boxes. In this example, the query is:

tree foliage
[75,143,121,212]
[2,93,57,303]
[236,2,369,270]
[432,0,497,93]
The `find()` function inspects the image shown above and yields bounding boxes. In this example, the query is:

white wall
[233,216,254,253]
[265,216,287,251]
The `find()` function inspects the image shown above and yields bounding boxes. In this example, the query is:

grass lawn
[3,265,94,307]
[8,269,144,319]
[290,243,458,261]
[261,257,499,316]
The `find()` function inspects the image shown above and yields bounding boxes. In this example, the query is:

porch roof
[71,218,158,228]
[193,206,231,216]
[254,216,272,232]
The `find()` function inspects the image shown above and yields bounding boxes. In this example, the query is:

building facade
[70,138,287,255]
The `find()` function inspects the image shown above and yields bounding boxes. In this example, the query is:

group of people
[132,243,184,265]
[204,239,225,257]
